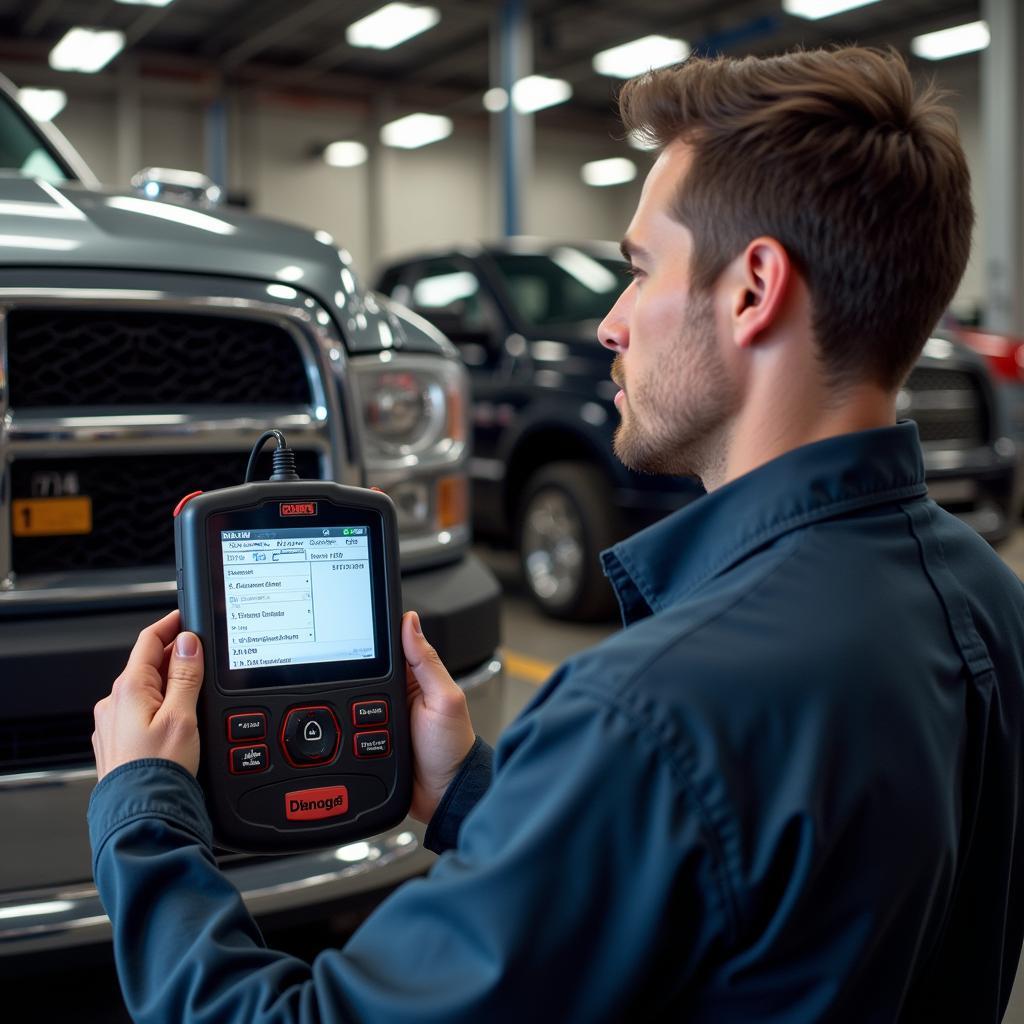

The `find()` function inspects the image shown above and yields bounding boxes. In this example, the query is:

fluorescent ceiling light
[324,141,368,167]
[380,112,452,149]
[782,0,881,20]
[483,87,509,112]
[106,195,236,235]
[511,75,572,113]
[114,0,174,6]
[911,20,990,60]
[593,35,690,79]
[581,157,637,188]
[17,88,66,122]
[347,3,439,50]
[49,28,125,73]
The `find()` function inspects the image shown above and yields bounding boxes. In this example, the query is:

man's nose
[598,291,630,353]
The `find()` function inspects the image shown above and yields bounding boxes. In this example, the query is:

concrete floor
[482,531,1024,1022]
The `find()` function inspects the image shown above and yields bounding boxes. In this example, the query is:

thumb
[402,611,455,697]
[163,631,205,716]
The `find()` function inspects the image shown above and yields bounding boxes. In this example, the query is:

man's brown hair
[619,47,974,390]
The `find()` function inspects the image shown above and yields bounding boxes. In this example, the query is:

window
[0,97,70,184]
[490,249,625,327]
[407,260,495,335]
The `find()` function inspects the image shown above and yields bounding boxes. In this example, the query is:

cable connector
[269,443,300,481]
[245,429,301,483]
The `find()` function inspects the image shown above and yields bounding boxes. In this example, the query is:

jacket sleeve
[423,736,493,854]
[89,686,734,1024]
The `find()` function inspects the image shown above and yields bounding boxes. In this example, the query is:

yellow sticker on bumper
[12,497,93,537]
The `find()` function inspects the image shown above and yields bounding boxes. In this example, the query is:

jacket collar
[601,421,927,624]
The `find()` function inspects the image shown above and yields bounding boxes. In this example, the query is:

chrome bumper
[0,656,504,956]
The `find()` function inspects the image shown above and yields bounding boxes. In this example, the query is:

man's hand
[402,611,476,824]
[92,610,205,782]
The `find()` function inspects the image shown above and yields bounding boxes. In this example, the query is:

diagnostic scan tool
[173,431,410,853]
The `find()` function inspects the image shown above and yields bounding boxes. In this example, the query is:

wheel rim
[521,487,585,606]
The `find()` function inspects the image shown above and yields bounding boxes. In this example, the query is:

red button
[229,744,268,774]
[227,712,266,742]
[285,785,349,821]
[173,490,203,517]
[352,700,389,727]
[354,730,391,759]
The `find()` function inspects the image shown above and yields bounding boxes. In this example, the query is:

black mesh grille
[903,366,987,446]
[11,450,324,575]
[7,309,311,407]
[0,714,94,771]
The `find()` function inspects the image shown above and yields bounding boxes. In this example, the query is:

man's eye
[624,264,643,279]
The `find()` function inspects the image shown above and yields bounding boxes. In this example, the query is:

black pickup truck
[377,238,1022,620]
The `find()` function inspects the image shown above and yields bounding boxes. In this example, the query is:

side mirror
[130,167,223,208]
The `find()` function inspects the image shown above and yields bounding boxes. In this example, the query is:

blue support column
[494,0,532,238]
[204,94,229,193]
[981,0,1023,333]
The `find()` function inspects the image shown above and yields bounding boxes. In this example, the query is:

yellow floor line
[503,649,557,685]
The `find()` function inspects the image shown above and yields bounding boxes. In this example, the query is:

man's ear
[728,237,793,350]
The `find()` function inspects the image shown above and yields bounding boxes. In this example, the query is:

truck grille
[903,366,987,446]
[7,309,312,406]
[11,450,324,575]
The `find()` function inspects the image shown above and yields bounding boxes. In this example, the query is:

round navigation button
[281,706,340,767]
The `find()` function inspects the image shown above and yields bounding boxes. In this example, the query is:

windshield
[0,94,70,184]
[489,248,627,327]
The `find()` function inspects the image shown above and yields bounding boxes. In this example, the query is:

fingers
[161,632,204,719]
[402,611,462,710]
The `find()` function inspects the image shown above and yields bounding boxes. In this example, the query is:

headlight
[349,353,470,568]
[352,354,466,459]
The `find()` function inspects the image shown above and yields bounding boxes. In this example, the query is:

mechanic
[89,47,1024,1023]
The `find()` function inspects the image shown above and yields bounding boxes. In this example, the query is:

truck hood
[0,175,440,354]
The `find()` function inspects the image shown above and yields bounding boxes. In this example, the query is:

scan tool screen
[220,526,375,670]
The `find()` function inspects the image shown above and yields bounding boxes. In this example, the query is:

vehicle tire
[515,461,621,622]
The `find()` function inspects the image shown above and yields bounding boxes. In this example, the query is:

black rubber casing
[174,481,410,854]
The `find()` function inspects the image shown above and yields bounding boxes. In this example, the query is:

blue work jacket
[88,422,1024,1023]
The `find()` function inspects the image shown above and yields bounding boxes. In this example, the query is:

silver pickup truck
[0,80,505,957]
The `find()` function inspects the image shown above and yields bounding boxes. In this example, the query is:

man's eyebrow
[619,238,649,264]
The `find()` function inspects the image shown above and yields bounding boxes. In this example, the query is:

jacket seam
[557,687,743,946]
[569,531,813,942]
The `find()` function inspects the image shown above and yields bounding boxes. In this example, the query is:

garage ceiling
[0,0,984,127]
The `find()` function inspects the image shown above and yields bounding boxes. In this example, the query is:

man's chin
[614,426,675,476]
[613,425,705,483]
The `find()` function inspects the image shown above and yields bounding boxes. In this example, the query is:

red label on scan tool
[280,502,318,517]
[284,785,349,821]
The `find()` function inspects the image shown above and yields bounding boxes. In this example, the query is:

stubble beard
[611,290,738,485]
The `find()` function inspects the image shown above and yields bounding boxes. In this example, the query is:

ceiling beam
[124,4,177,49]
[22,0,62,37]
[218,0,355,71]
